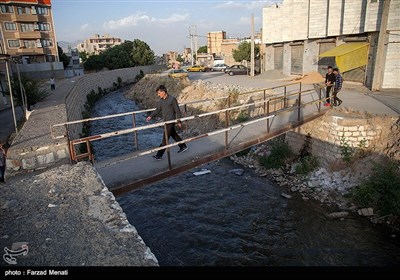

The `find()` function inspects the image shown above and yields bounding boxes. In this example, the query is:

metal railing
[51,81,330,168]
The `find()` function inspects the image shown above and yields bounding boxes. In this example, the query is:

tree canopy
[57,44,70,68]
[82,39,155,71]
[197,45,207,54]
[232,41,260,62]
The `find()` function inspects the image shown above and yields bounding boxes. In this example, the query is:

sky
[51,0,281,56]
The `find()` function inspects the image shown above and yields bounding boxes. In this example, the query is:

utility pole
[371,0,390,91]
[189,25,198,66]
[250,13,255,77]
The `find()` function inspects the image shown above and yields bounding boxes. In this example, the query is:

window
[17,6,32,15]
[1,5,14,13]
[37,7,48,15]
[41,39,53,47]
[38,23,51,31]
[21,23,35,32]
[23,40,36,48]
[8,40,20,48]
[4,22,17,31]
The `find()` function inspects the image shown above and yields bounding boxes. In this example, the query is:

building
[262,0,400,90]
[182,47,191,64]
[64,47,83,77]
[77,34,122,56]
[0,0,62,110]
[0,0,58,63]
[207,31,226,57]
[220,38,240,66]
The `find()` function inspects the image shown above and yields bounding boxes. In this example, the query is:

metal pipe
[132,113,139,150]
[5,60,18,134]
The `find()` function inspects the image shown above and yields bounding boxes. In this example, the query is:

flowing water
[91,90,400,266]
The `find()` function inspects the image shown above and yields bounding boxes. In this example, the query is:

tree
[232,41,260,63]
[197,45,207,54]
[131,39,155,66]
[83,54,104,71]
[57,44,70,68]
[79,51,88,63]
[176,54,184,63]
[103,44,132,70]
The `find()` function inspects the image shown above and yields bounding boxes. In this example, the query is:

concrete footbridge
[51,82,330,195]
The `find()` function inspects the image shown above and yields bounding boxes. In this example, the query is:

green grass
[295,155,319,175]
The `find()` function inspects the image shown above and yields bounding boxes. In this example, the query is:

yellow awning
[319,42,369,73]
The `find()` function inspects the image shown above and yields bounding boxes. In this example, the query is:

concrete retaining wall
[286,110,399,165]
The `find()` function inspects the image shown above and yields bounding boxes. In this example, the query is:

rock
[290,186,297,192]
[281,193,292,199]
[358,208,374,216]
[302,196,309,200]
[229,168,244,176]
[193,169,211,176]
[48,203,57,208]
[1,199,18,210]
[327,212,349,219]
[2,235,9,239]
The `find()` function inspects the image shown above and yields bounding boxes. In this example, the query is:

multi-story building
[64,47,83,77]
[0,0,58,63]
[207,31,226,57]
[262,0,400,90]
[77,34,122,56]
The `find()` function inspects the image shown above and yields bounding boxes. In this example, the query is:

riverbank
[0,162,158,266]
[230,139,400,233]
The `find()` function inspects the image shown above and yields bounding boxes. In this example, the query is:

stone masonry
[286,109,399,165]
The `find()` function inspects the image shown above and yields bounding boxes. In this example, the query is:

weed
[339,134,354,164]
[351,161,400,217]
[259,138,293,169]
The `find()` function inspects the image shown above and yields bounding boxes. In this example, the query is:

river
[90,89,400,266]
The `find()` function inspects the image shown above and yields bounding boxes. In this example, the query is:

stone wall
[286,110,399,165]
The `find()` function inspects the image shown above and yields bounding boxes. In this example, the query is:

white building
[77,34,122,56]
[262,0,400,90]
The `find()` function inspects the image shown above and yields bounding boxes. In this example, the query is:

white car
[211,64,228,72]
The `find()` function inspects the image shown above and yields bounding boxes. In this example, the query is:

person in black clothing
[146,85,188,160]
[324,66,336,106]
[0,143,6,183]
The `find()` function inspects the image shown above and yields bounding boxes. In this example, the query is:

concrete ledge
[0,162,158,266]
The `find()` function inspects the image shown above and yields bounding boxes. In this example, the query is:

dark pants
[156,124,187,157]
[0,165,5,182]
[332,88,342,105]
[326,86,332,103]
[51,84,55,90]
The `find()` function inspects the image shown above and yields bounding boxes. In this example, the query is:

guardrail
[51,81,329,168]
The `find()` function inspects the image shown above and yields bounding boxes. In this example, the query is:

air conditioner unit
[37,42,42,48]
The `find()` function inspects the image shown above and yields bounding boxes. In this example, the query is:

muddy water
[92,90,400,266]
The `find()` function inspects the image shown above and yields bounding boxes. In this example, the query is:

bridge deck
[95,102,329,195]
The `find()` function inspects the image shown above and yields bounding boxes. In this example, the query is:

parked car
[187,65,206,72]
[168,69,188,78]
[225,65,249,76]
[211,64,228,72]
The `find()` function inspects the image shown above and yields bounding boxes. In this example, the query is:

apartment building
[77,34,122,55]
[0,0,58,63]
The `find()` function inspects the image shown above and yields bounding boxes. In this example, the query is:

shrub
[259,139,293,169]
[235,148,251,157]
[295,155,319,175]
[339,134,354,164]
[351,162,400,217]
[236,111,249,123]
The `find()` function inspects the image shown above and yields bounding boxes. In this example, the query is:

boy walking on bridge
[332,68,343,107]
[146,85,188,160]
